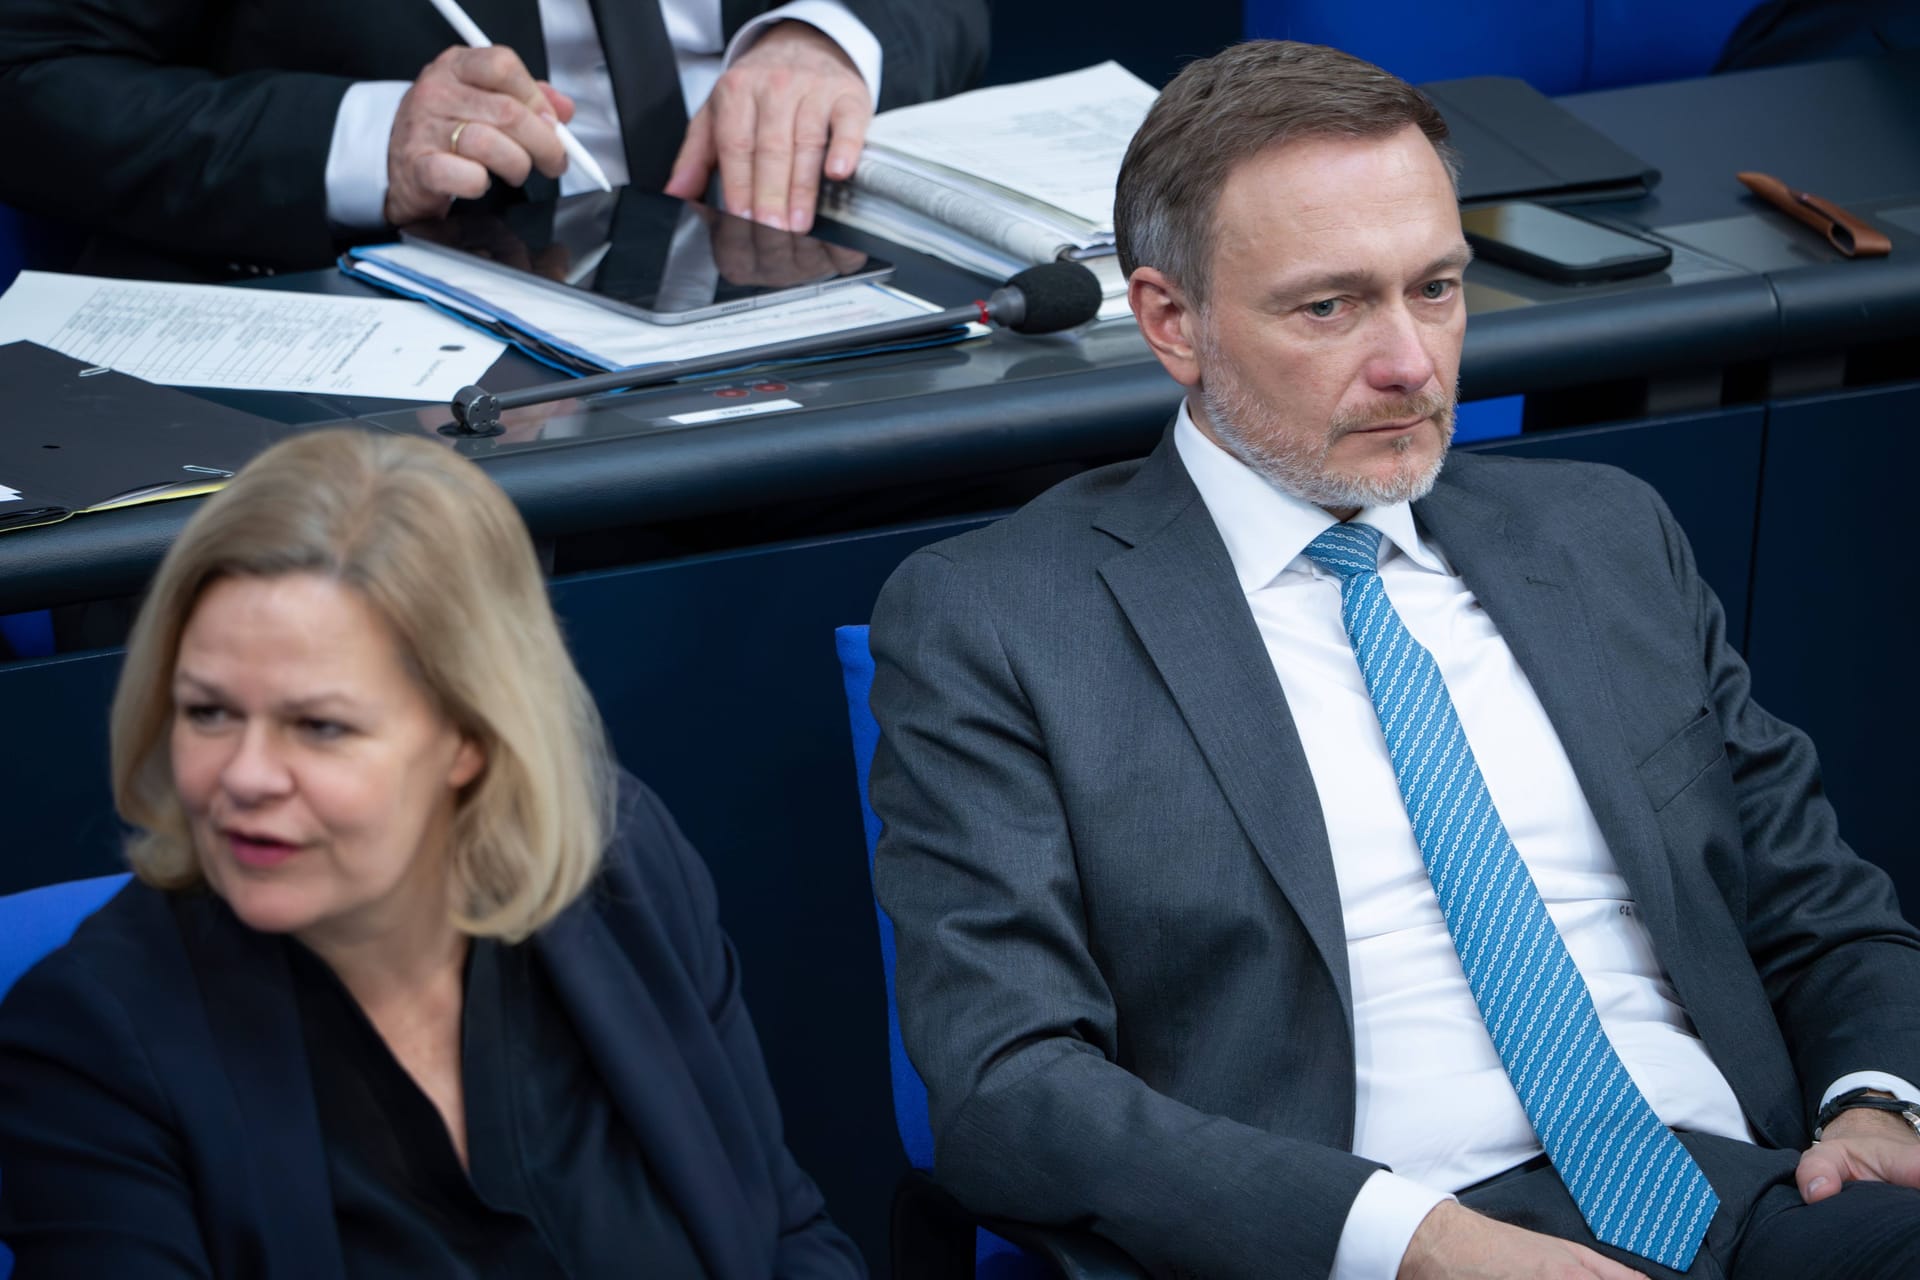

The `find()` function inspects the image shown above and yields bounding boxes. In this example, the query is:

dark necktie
[584,0,691,190]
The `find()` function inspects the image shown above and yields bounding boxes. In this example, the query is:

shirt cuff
[1330,1169,1454,1280]
[325,80,412,231]
[1823,1071,1920,1110]
[723,0,883,108]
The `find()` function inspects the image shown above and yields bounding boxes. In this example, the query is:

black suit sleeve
[834,0,988,110]
[0,0,352,267]
[608,776,868,1279]
[869,550,1382,1280]
[0,947,214,1276]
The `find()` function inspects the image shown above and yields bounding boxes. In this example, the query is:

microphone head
[1003,261,1104,334]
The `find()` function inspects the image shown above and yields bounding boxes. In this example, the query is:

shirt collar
[1171,399,1449,594]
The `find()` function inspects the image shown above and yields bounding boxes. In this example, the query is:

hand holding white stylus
[424,0,613,194]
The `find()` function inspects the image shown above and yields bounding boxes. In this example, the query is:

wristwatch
[1813,1087,1920,1140]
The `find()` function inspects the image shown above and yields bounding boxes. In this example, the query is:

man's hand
[1799,1103,1920,1204]
[385,46,575,227]
[1398,1202,1650,1280]
[664,21,871,233]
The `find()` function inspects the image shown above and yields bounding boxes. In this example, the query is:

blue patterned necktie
[1303,521,1717,1271]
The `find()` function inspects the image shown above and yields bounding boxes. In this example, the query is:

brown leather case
[1737,170,1894,258]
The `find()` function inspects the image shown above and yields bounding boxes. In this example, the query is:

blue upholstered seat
[0,872,132,1279]
[1244,0,1758,95]
[0,873,130,1004]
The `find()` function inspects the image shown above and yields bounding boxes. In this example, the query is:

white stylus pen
[425,0,615,193]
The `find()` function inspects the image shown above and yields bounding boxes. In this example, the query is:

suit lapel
[536,902,768,1280]
[1095,438,1355,1024]
[172,894,345,1280]
[1412,482,1684,976]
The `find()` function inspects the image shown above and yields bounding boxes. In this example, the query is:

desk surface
[3,52,1917,614]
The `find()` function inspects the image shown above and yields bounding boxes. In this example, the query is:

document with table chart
[0,271,506,400]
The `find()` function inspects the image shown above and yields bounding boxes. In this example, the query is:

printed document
[0,272,506,399]
[861,62,1160,230]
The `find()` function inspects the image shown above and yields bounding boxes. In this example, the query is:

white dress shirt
[323,0,882,227]
[1171,403,1916,1278]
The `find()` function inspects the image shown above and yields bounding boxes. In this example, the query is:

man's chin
[1311,441,1448,509]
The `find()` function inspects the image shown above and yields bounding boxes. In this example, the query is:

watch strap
[1814,1087,1920,1140]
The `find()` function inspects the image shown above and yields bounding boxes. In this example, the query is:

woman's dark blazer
[0,775,864,1279]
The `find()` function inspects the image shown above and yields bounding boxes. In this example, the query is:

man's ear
[1127,266,1202,391]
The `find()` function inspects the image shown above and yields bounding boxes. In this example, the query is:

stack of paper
[823,62,1158,320]
[344,244,949,374]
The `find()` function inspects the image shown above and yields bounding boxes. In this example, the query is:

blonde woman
[0,429,862,1278]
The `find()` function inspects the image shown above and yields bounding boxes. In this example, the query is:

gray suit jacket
[868,431,1920,1278]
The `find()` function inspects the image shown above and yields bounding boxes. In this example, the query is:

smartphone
[1461,202,1671,283]
[400,189,893,325]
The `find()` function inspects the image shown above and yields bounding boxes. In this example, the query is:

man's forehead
[1218,128,1450,216]
[1208,129,1460,272]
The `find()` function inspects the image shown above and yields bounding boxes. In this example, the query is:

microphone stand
[448,300,992,436]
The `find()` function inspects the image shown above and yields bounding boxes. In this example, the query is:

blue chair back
[1244,0,1757,94]
[835,624,936,1170]
[838,626,1048,1278]
[0,872,130,1280]
[0,874,130,1004]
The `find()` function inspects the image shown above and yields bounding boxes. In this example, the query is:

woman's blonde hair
[110,428,615,942]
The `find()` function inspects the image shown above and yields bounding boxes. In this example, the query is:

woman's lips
[224,830,302,869]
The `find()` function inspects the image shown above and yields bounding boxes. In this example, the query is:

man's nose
[1362,302,1440,395]
[219,722,293,804]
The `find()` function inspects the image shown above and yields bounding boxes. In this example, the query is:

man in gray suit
[869,40,1920,1280]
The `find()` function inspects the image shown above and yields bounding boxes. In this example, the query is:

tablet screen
[399,189,892,322]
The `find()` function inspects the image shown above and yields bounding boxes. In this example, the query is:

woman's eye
[182,704,230,728]
[299,719,348,741]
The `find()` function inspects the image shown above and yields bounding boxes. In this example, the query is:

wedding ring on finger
[450,121,471,155]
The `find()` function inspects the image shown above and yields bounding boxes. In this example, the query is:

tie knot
[1303,523,1384,580]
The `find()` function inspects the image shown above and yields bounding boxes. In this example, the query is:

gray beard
[1199,372,1457,511]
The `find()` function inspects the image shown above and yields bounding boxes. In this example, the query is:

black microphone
[448,261,1105,435]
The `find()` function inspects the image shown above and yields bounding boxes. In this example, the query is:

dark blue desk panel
[0,649,125,891]
[1744,380,1920,909]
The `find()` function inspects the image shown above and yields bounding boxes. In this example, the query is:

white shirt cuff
[1823,1071,1920,1110]
[325,80,412,231]
[723,0,883,108]
[1330,1169,1454,1280]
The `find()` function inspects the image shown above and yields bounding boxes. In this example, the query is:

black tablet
[400,189,893,325]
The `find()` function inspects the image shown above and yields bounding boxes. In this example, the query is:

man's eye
[1421,279,1455,300]
[1305,298,1341,318]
